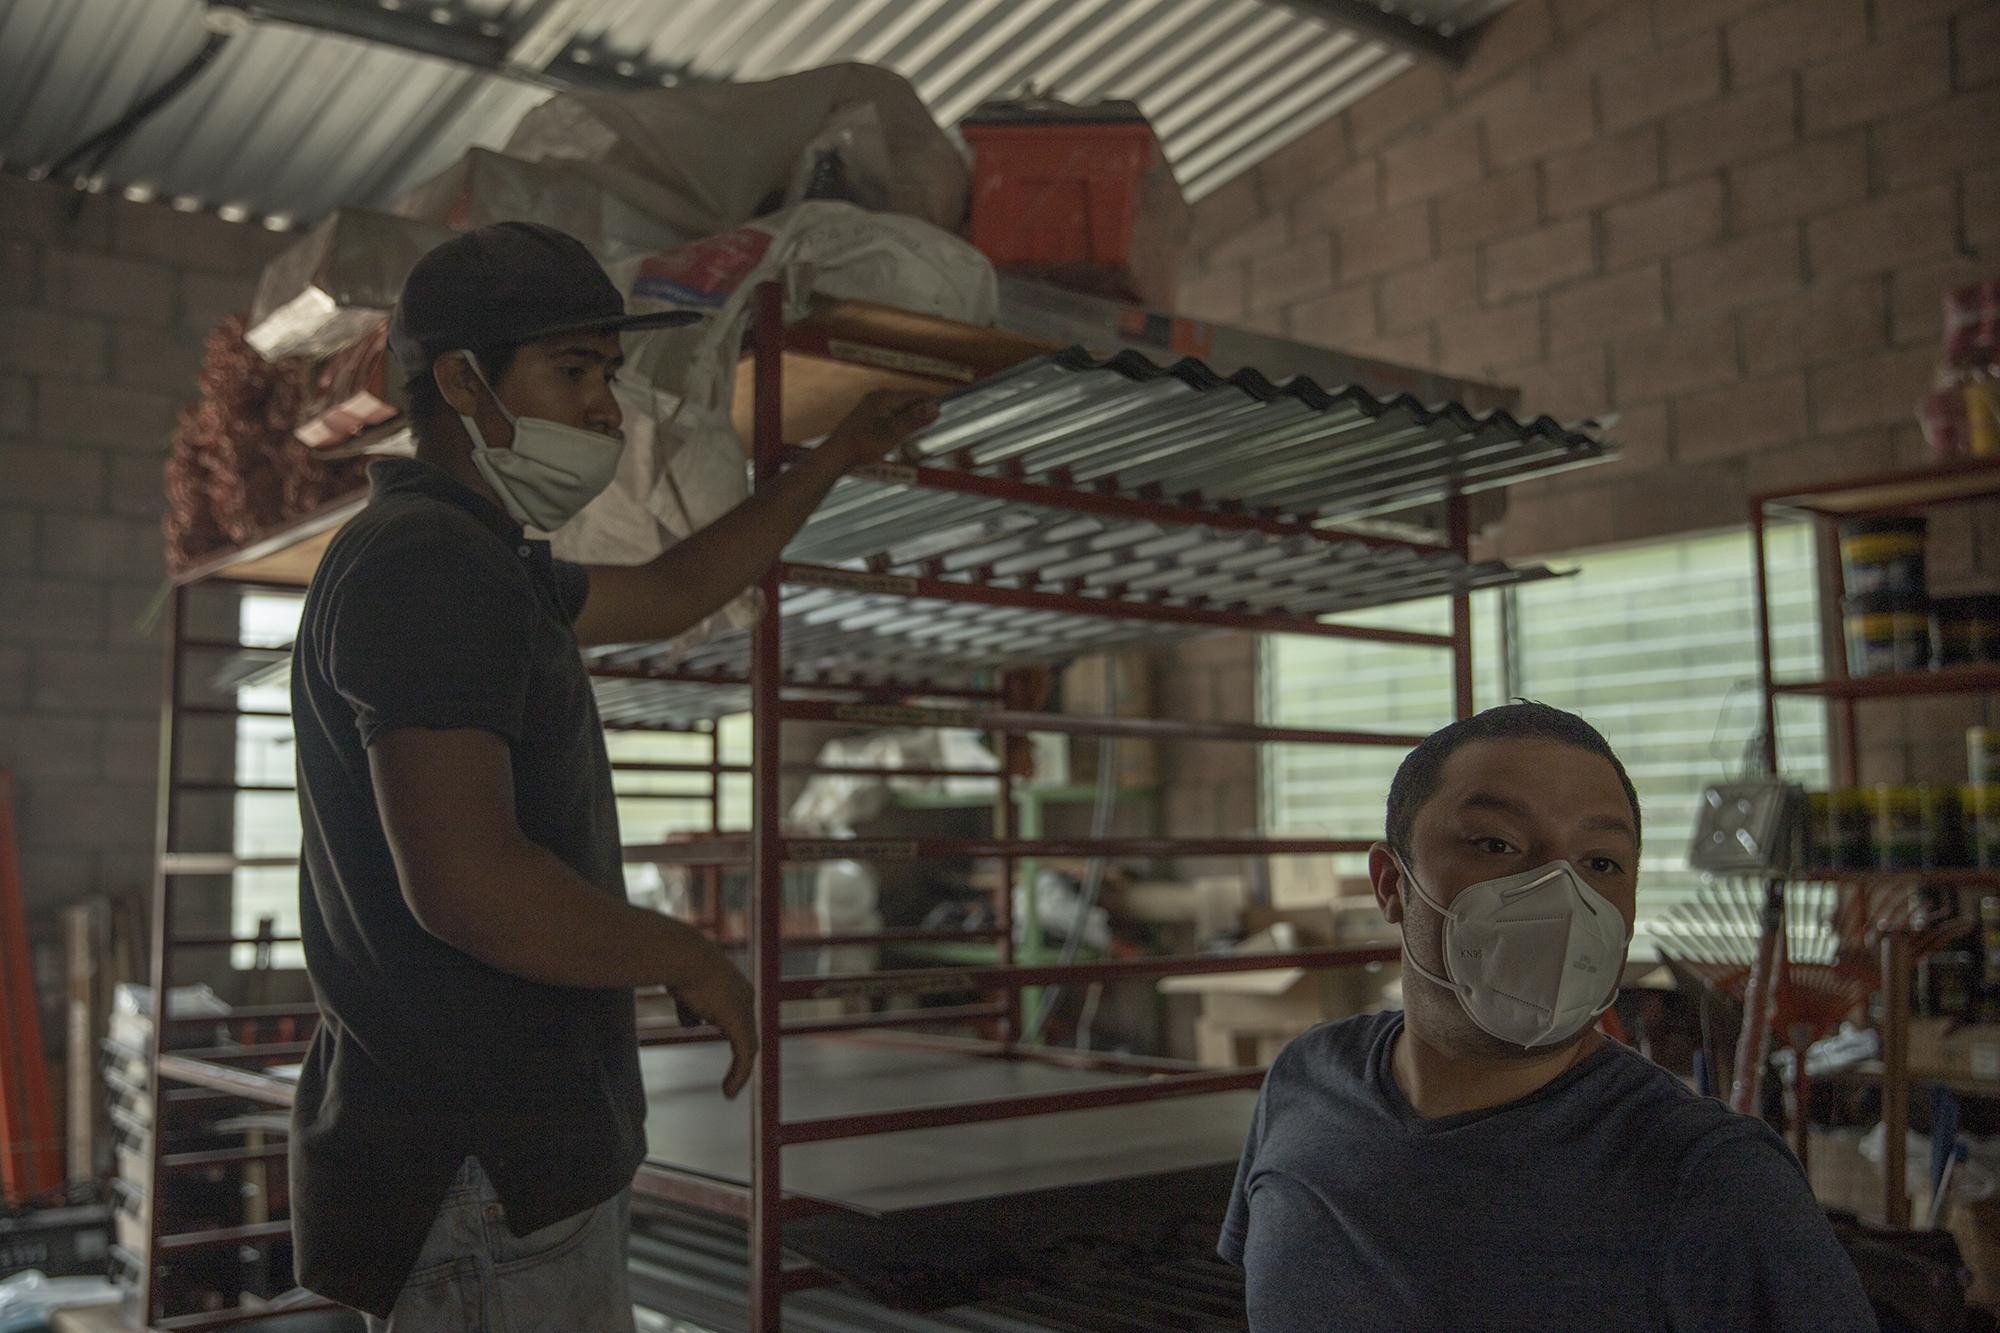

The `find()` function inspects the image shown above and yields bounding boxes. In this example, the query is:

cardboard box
[1158,907,1399,1064]
[1062,650,1158,789]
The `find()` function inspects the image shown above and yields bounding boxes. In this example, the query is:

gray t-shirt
[1222,1011,1875,1332]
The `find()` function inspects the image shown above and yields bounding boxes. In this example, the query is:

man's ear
[1368,842,1405,925]
[434,351,481,417]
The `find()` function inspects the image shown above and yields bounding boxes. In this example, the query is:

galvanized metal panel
[2,0,1508,227]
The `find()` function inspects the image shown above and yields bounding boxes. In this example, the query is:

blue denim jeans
[363,1157,635,1333]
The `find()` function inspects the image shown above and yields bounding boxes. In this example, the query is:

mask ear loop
[1393,853,1466,997]
[456,350,517,452]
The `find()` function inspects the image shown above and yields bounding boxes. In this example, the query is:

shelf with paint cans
[1749,454,2000,1231]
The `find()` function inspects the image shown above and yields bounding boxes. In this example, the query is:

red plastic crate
[961,118,1165,301]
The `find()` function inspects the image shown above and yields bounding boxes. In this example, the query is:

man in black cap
[286,222,938,1329]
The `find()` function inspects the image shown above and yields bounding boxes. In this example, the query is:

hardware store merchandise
[3,1,2000,1329]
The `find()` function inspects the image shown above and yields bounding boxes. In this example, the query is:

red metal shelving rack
[1745,454,2000,1230]
[138,283,1614,1329]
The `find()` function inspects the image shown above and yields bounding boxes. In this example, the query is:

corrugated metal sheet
[569,346,1606,720]
[0,0,1506,227]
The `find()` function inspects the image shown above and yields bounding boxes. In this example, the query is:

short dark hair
[1385,701,1641,860]
[404,342,520,448]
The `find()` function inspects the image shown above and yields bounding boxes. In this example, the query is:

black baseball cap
[389,221,698,385]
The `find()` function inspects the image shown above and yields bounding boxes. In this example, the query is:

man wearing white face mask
[1221,702,1875,1332]
[287,223,940,1329]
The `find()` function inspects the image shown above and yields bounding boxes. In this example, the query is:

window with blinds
[1262,523,1830,944]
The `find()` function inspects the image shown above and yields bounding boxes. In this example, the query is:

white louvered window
[1262,524,1830,945]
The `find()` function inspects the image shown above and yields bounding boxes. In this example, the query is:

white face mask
[457,353,624,532]
[1396,856,1628,1050]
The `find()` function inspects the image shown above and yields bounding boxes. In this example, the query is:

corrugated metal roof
[0,0,1507,228]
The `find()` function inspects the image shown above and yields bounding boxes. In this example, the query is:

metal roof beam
[209,0,508,69]
[1270,0,1478,66]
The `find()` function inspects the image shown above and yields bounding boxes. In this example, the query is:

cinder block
[0,444,107,511]
[1739,278,1889,376]
[1483,79,1595,170]
[1807,186,1957,283]
[1381,252,1479,331]
[0,176,114,249]
[1348,65,1449,154]
[1966,166,2000,251]
[178,270,255,333]
[0,646,25,709]
[0,714,99,780]
[1289,284,1378,350]
[1543,127,1661,213]
[103,581,165,648]
[1437,299,1545,376]
[1807,345,1938,434]
[0,308,107,379]
[99,718,161,784]
[1611,314,1737,403]
[1871,87,2000,192]
[1451,0,1554,95]
[44,250,176,323]
[1547,263,1666,352]
[1890,258,2000,348]
[1609,460,1743,544]
[1249,234,1336,312]
[1674,373,1809,461]
[1338,201,1435,280]
[1653,0,1767,42]
[1958,4,2000,89]
[30,647,161,714]
[22,780,155,850]
[0,510,34,571]
[0,576,106,644]
[18,850,96,911]
[1729,134,1869,230]
[37,514,149,580]
[1598,32,1723,135]
[0,375,29,435]
[1668,227,1804,317]
[1348,328,1437,369]
[1725,0,1869,86]
[107,456,167,520]
[1603,177,1725,266]
[1662,79,1796,180]
[1289,160,1382,235]
[1191,173,1267,255]
[37,380,180,452]
[0,239,38,306]
[1484,217,1594,301]
[1177,261,1246,324]
[1543,0,1653,80]
[1383,118,1486,209]
[1606,400,1671,469]
[1203,212,1290,269]
[1510,346,1612,422]
[1436,167,1540,253]
[1255,116,1351,208]
[1803,24,1951,134]
[112,325,206,395]
[1742,428,1895,499]
[117,200,290,276]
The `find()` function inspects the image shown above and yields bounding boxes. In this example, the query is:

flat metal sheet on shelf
[640,1037,1256,1216]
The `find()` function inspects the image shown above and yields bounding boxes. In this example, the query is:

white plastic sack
[503,63,967,240]
[787,728,999,836]
[0,1270,123,1320]
[389,146,688,268]
[548,203,997,657]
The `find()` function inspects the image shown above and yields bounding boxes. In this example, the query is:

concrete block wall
[1,175,293,920]
[1157,0,2000,851]
[1178,0,1996,557]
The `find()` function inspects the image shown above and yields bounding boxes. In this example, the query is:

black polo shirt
[288,458,643,1318]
